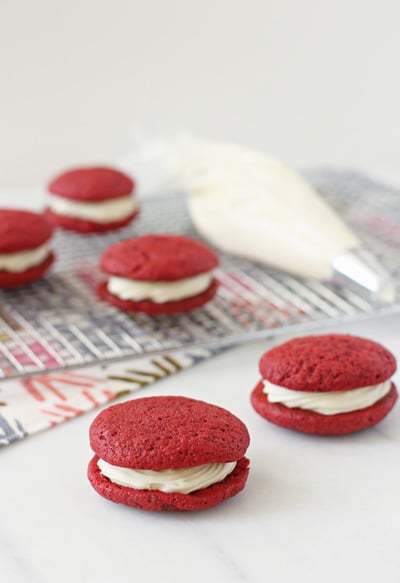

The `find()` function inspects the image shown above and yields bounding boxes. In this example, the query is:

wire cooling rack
[0,169,399,379]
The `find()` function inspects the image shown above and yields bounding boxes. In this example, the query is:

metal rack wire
[0,169,399,379]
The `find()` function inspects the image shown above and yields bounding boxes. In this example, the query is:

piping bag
[178,140,395,303]
[118,136,395,303]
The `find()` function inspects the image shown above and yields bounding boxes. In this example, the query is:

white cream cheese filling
[107,271,213,303]
[97,459,237,494]
[48,194,137,223]
[262,379,392,415]
[0,243,51,273]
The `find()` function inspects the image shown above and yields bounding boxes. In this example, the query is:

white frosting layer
[182,140,359,280]
[107,272,213,303]
[262,379,392,415]
[0,243,51,273]
[48,194,136,223]
[97,459,237,494]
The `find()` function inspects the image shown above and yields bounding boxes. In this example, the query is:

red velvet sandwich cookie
[0,210,55,288]
[45,166,138,233]
[97,234,219,314]
[88,396,250,511]
[251,334,398,435]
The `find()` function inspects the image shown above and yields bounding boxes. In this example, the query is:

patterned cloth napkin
[0,346,220,447]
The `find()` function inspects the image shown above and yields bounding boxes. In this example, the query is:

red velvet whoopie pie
[0,209,55,288]
[97,234,219,314]
[45,166,138,233]
[251,334,397,435]
[88,396,250,511]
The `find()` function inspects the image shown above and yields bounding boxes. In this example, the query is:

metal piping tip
[332,248,396,304]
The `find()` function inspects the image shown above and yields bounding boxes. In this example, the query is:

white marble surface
[1,313,400,583]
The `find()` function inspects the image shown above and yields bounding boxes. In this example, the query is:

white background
[1,0,400,188]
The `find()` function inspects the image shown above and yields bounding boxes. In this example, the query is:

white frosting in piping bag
[97,459,237,494]
[263,379,392,415]
[181,140,359,280]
